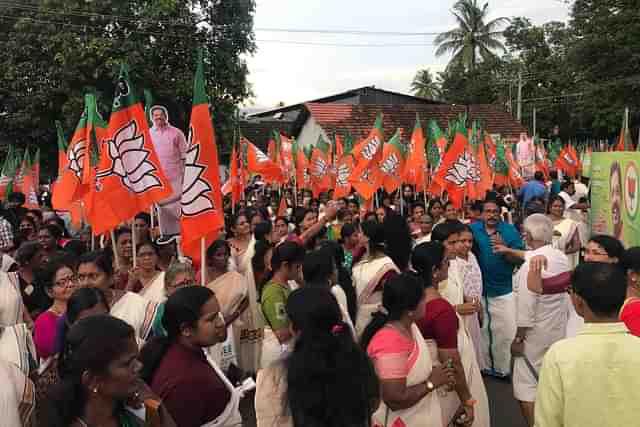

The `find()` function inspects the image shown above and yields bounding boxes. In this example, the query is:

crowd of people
[1,167,640,427]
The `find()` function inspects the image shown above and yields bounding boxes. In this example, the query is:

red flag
[180,52,225,266]
[86,64,173,235]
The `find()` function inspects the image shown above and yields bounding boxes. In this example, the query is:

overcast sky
[245,0,570,110]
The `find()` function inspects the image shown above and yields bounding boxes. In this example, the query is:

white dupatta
[138,272,167,304]
[0,272,23,326]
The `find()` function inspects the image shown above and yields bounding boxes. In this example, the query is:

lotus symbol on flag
[181,132,214,217]
[311,158,328,178]
[380,153,399,175]
[256,148,270,163]
[444,151,480,187]
[336,162,351,186]
[68,139,86,180]
[362,137,381,160]
[563,153,575,165]
[96,120,162,194]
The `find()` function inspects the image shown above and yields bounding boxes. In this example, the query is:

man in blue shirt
[518,171,547,207]
[470,200,525,378]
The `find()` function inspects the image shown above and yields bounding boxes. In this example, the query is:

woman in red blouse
[140,286,241,427]
[620,247,640,336]
[412,241,491,427]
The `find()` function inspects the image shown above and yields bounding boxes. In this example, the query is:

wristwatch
[426,381,435,392]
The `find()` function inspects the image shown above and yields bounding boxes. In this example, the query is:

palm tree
[410,69,440,99]
[435,0,509,71]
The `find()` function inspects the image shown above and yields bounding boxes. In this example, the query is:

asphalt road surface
[241,375,528,427]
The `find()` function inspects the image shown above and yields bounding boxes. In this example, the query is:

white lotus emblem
[361,137,381,160]
[336,162,351,186]
[380,152,400,175]
[444,151,480,187]
[68,139,86,180]
[96,120,162,194]
[311,157,328,178]
[181,127,214,217]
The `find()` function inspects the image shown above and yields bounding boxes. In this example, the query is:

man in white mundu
[511,214,570,427]
[149,105,187,244]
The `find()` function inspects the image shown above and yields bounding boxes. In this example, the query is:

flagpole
[150,205,155,231]
[131,219,137,268]
[110,230,120,271]
[201,237,206,286]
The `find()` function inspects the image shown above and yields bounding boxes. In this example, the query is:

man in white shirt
[512,214,570,427]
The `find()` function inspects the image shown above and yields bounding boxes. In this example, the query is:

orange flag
[402,116,427,191]
[309,138,331,198]
[349,114,384,181]
[277,195,288,217]
[555,144,580,178]
[180,52,225,266]
[241,137,283,183]
[86,64,173,235]
[222,142,244,207]
[434,128,472,209]
[52,94,107,211]
[379,129,407,194]
[293,137,309,191]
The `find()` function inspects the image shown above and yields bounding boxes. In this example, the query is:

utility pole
[517,69,523,122]
[533,107,537,137]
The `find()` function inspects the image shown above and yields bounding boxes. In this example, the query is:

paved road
[242,375,528,427]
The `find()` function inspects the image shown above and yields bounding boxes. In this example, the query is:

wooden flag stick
[201,237,206,286]
[110,230,120,271]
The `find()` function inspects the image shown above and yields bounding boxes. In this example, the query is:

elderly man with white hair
[511,213,570,427]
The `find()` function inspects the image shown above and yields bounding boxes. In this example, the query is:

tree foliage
[434,0,509,71]
[0,0,255,177]
[410,69,440,100]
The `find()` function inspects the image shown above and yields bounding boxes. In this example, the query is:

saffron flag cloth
[241,136,283,183]
[333,152,355,200]
[534,137,550,180]
[555,144,581,178]
[434,127,473,209]
[277,132,294,180]
[52,94,107,211]
[221,141,245,207]
[309,137,332,198]
[54,121,69,181]
[277,195,288,217]
[87,64,173,235]
[426,119,447,195]
[349,113,384,180]
[402,116,427,191]
[469,131,493,201]
[19,150,38,209]
[180,51,224,266]
[615,110,633,151]
[293,137,309,191]
[379,129,407,194]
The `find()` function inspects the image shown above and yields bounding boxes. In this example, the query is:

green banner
[590,153,640,246]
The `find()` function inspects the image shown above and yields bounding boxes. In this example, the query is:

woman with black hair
[126,242,165,303]
[412,242,490,427]
[112,227,134,290]
[38,223,65,263]
[36,287,110,407]
[140,286,241,427]
[33,257,77,359]
[76,250,160,345]
[352,220,399,336]
[302,245,355,335]
[260,241,305,368]
[18,215,38,242]
[340,222,362,271]
[362,272,454,427]
[204,239,251,372]
[256,287,379,427]
[41,315,175,427]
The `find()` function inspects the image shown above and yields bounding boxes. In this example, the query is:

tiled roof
[303,103,527,141]
[239,120,291,153]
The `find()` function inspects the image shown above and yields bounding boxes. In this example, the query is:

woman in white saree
[0,357,35,427]
[127,242,167,304]
[363,273,455,427]
[548,195,581,270]
[77,250,159,345]
[412,242,491,427]
[352,220,399,337]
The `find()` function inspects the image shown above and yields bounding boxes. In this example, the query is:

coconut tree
[435,0,509,71]
[410,69,440,100]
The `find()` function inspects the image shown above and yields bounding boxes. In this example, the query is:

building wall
[297,116,330,148]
